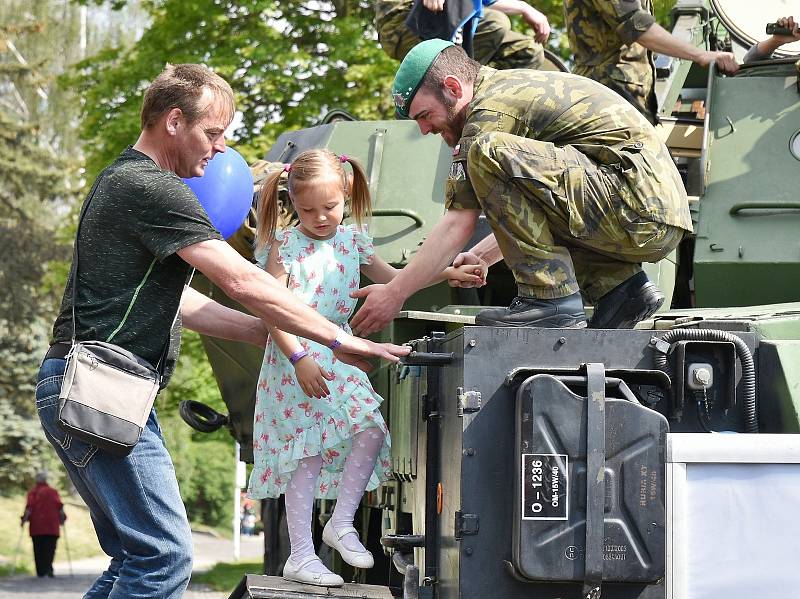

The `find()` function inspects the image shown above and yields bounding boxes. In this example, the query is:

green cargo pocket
[562,165,587,239]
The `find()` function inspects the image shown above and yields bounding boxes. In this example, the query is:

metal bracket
[585,585,602,599]
[457,388,482,416]
[421,393,439,421]
[367,128,386,203]
[274,139,296,163]
[671,0,709,25]
[454,511,479,539]
[402,351,454,367]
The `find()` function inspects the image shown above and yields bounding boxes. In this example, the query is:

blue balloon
[184,148,254,239]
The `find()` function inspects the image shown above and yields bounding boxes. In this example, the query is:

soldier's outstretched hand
[350,284,404,336]
[701,50,739,74]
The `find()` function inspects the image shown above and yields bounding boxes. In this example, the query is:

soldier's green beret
[392,39,455,119]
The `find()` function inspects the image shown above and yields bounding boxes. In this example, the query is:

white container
[666,433,800,598]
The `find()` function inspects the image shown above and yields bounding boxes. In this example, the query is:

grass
[0,493,104,576]
[192,560,262,592]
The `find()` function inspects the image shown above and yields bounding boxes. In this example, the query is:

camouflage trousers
[467,132,685,302]
[377,8,544,69]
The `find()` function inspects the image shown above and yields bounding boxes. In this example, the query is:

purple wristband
[328,331,344,350]
[289,349,308,365]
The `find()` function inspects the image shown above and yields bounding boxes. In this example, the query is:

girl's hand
[423,0,445,12]
[294,357,334,399]
[445,262,488,288]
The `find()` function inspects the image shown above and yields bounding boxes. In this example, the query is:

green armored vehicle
[185,2,800,597]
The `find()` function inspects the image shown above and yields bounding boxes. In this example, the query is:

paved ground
[0,531,264,598]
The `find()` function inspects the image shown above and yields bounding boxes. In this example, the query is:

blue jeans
[36,358,193,598]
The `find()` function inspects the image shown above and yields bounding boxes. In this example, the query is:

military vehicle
[181,1,800,597]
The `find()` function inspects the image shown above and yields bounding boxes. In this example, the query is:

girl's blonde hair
[255,148,371,250]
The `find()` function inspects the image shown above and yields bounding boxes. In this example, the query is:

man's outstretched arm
[178,240,409,367]
[637,22,739,74]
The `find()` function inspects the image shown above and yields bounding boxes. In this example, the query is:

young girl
[248,148,484,587]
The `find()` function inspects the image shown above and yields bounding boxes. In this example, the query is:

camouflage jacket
[446,67,692,231]
[375,0,412,30]
[564,0,658,123]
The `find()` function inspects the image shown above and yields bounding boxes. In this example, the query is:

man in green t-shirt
[351,40,692,334]
[38,64,408,598]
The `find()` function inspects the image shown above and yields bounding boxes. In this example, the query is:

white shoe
[322,520,374,569]
[282,555,344,587]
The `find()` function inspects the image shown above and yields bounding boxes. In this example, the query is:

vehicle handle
[730,202,800,215]
[372,208,424,227]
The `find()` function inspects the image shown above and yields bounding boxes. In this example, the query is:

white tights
[285,428,385,569]
[285,454,325,570]
[329,427,385,552]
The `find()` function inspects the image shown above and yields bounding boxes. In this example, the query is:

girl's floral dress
[248,224,392,500]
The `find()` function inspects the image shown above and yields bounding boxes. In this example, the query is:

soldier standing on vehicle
[376,0,550,69]
[350,40,693,333]
[564,0,739,123]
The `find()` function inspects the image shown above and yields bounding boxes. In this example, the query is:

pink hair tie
[339,154,349,163]
[283,163,291,173]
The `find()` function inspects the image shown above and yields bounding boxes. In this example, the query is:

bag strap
[69,175,104,346]
[69,168,195,371]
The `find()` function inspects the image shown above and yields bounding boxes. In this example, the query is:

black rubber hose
[653,329,758,433]
[179,400,228,433]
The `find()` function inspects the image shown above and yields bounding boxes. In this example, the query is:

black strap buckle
[44,343,71,361]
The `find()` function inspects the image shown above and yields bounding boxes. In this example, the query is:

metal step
[228,574,394,599]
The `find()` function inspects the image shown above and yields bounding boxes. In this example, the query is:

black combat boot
[588,271,665,329]
[474,292,587,328]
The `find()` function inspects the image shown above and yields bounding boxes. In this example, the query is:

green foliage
[653,0,675,26]
[157,330,237,528]
[192,560,263,591]
[0,321,49,420]
[0,563,31,577]
[68,0,675,181]
[69,0,398,179]
[0,402,56,495]
[175,437,236,528]
[0,1,93,436]
[0,112,73,326]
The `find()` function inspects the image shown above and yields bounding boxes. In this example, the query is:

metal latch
[454,511,479,539]
[457,388,482,416]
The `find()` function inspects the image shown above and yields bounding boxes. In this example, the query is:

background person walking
[20,471,66,578]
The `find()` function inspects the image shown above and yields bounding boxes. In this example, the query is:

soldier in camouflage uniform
[350,40,692,334]
[564,0,738,123]
[375,0,546,70]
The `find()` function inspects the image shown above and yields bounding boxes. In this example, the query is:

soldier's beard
[439,95,468,148]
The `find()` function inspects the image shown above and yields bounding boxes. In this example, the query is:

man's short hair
[419,45,481,100]
[140,63,235,130]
